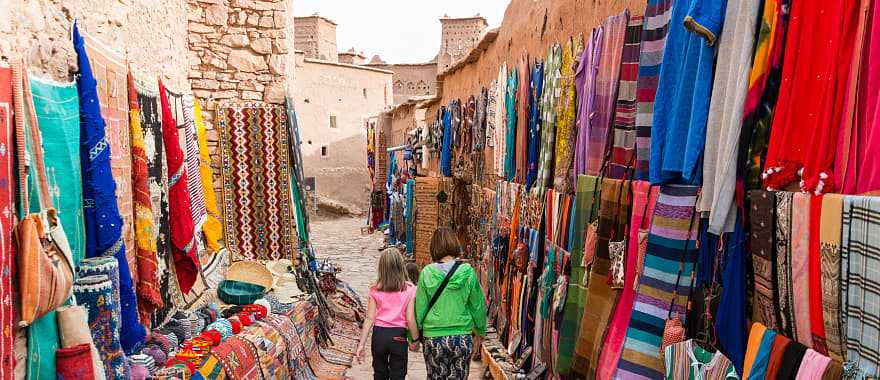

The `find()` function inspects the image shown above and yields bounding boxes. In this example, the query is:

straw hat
[225,261,273,290]
[265,259,303,303]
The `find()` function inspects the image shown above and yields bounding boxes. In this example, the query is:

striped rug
[616,185,700,379]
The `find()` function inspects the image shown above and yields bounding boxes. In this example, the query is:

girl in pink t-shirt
[357,250,419,380]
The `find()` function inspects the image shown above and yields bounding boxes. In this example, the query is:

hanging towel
[73,22,146,353]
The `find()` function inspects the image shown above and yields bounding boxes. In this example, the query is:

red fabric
[128,72,163,324]
[808,195,827,353]
[242,304,267,318]
[763,0,862,194]
[199,330,222,346]
[237,313,253,326]
[229,318,242,334]
[56,344,96,379]
[158,79,199,294]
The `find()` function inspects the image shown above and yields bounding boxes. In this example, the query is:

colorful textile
[263,314,312,379]
[56,344,98,380]
[749,190,779,330]
[554,37,583,193]
[819,194,844,362]
[664,340,738,380]
[423,335,473,380]
[494,64,507,177]
[525,60,544,190]
[738,0,791,191]
[183,95,208,232]
[78,256,123,325]
[217,102,296,261]
[775,191,796,338]
[608,17,644,179]
[0,67,13,380]
[617,185,700,380]
[74,274,128,380]
[557,175,599,374]
[700,0,761,234]
[73,23,146,353]
[574,178,630,373]
[158,80,199,294]
[714,217,747,374]
[598,181,658,379]
[791,193,812,347]
[778,340,808,379]
[842,196,880,379]
[766,334,791,380]
[194,100,224,253]
[504,67,517,182]
[534,45,561,195]
[573,28,603,184]
[650,0,726,184]
[196,354,227,380]
[28,77,85,264]
[213,336,262,379]
[742,323,766,380]
[240,322,289,378]
[796,350,832,380]
[588,10,629,176]
[809,196,828,354]
[837,0,880,194]
[762,0,862,193]
[127,72,162,325]
[747,327,777,380]
[634,0,675,180]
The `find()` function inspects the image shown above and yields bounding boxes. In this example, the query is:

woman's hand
[408,342,421,352]
[356,342,366,364]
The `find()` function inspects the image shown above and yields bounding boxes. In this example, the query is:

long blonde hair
[374,250,407,292]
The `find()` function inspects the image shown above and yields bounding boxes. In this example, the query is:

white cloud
[294,0,509,63]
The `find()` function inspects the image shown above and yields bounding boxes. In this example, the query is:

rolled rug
[73,274,129,380]
[56,305,106,380]
[77,257,123,327]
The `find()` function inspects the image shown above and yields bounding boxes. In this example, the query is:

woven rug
[0,67,15,380]
[73,274,128,380]
[264,314,315,379]
[217,102,295,261]
[196,354,227,380]
[616,185,700,380]
[213,336,264,380]
[240,322,289,379]
[82,30,135,277]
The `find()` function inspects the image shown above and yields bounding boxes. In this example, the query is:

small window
[321,146,328,157]
[363,88,367,99]
[329,115,337,129]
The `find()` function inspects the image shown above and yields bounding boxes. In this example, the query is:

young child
[357,250,419,380]
[405,262,420,285]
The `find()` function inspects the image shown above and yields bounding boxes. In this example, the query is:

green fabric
[27,312,59,380]
[556,175,599,374]
[415,262,487,338]
[218,280,266,305]
[29,77,85,263]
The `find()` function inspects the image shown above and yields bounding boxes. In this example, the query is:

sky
[293,0,511,64]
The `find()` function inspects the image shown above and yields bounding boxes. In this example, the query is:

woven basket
[226,261,273,290]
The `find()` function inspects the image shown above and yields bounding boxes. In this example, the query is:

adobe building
[437,15,488,73]
[294,14,339,62]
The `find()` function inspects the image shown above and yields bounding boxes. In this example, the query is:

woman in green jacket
[415,227,487,379]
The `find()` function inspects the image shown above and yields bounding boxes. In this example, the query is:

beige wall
[0,0,190,90]
[294,53,393,207]
[294,16,338,62]
[438,17,487,73]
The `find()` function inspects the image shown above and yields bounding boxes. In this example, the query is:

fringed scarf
[183,95,208,233]
[73,22,146,353]
[818,194,844,362]
[127,72,162,325]
[194,100,224,253]
[158,79,199,294]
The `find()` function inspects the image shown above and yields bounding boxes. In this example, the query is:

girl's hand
[356,343,366,363]
[408,342,421,352]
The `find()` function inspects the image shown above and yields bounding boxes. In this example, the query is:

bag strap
[419,261,463,328]
[639,186,655,229]
[667,193,701,319]
[12,62,53,213]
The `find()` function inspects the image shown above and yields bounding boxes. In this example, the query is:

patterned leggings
[423,335,473,380]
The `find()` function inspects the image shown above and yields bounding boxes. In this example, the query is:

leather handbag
[13,64,75,326]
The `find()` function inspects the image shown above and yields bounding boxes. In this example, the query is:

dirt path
[310,216,484,379]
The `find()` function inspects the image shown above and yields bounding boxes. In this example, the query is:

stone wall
[0,0,190,90]
[437,16,488,73]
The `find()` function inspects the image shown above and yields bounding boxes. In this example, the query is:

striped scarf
[607,16,644,180]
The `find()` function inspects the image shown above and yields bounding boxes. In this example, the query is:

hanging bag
[606,155,636,289]
[659,194,700,357]
[634,186,656,288]
[12,64,75,326]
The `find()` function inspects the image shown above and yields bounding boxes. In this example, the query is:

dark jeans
[371,326,408,380]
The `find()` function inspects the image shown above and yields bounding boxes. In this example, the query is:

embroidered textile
[0,67,13,380]
[158,80,199,293]
[553,37,583,193]
[127,72,162,325]
[217,102,296,261]
[775,191,796,337]
[749,190,779,330]
[617,185,700,380]
[819,194,844,362]
[73,274,128,380]
[213,336,263,380]
[73,23,146,353]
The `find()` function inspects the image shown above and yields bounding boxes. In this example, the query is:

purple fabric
[573,27,604,182]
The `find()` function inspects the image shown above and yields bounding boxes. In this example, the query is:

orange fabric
[742,323,767,380]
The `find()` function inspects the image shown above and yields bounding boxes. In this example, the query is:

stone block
[204,4,229,26]
[227,49,268,72]
[246,13,260,26]
[188,23,215,34]
[273,40,288,54]
[193,79,221,90]
[268,55,285,75]
[263,81,286,104]
[259,15,274,28]
[242,90,262,100]
[220,82,238,90]
[238,81,265,92]
[273,11,285,28]
[219,34,249,48]
[231,0,256,9]
[233,72,257,81]
[250,37,272,54]
[212,90,238,99]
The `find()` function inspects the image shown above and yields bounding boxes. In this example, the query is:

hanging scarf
[504,67,518,182]
[495,64,507,178]
[588,10,629,176]
[534,44,561,195]
[515,58,528,185]
[127,72,162,325]
[573,28,604,182]
[194,100,224,253]
[607,17,644,180]
[791,192,812,347]
[158,79,199,294]
[842,196,880,378]
[73,22,146,353]
[808,195,828,354]
[749,190,780,329]
[525,61,544,190]
[554,37,583,193]
[819,194,844,362]
[183,95,207,232]
[762,0,862,193]
[775,191,796,337]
